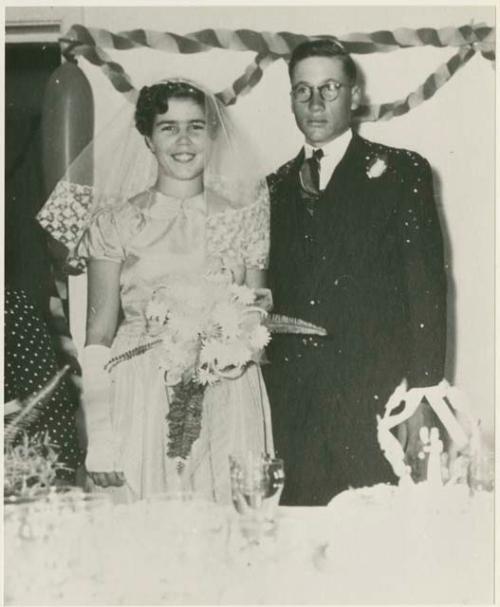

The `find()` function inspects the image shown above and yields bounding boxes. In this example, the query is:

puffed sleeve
[241,183,270,270]
[77,207,125,263]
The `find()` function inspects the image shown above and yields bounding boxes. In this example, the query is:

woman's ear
[145,136,154,153]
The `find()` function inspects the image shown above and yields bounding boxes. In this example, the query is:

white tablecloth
[4,485,494,605]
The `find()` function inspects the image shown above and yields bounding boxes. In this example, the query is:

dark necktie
[308,147,324,193]
[300,148,324,216]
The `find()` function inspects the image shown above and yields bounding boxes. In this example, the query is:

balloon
[42,60,94,196]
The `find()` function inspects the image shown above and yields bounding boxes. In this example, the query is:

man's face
[291,56,360,146]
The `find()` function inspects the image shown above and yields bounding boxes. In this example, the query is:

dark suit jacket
[264,131,447,503]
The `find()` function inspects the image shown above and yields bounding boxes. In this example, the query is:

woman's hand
[84,418,125,489]
[254,287,273,313]
[244,267,273,312]
[88,470,125,488]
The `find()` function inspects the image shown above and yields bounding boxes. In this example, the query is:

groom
[264,39,447,505]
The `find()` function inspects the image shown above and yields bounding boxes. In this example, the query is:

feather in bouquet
[265,313,328,336]
[251,288,328,336]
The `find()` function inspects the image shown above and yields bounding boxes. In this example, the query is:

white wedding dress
[78,185,274,503]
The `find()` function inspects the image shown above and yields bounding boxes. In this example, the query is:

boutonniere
[366,154,388,179]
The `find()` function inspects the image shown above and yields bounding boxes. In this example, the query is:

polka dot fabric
[4,288,82,481]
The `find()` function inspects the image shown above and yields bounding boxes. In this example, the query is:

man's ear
[350,85,361,111]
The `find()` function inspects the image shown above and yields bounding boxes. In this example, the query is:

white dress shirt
[304,129,352,191]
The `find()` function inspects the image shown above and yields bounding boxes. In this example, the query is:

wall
[8,5,495,443]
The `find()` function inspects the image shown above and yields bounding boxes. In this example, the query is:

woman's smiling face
[147,97,208,182]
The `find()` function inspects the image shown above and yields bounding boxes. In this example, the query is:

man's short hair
[288,38,357,84]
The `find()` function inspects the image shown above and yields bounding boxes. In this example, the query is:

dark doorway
[5,42,61,314]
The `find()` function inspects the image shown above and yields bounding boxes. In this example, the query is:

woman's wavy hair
[135,81,213,137]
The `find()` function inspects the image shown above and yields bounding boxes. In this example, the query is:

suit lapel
[313,133,370,285]
[273,135,374,290]
[275,149,309,265]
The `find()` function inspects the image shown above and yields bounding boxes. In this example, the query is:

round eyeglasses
[291,79,351,103]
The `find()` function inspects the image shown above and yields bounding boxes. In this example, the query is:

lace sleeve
[37,181,94,251]
[242,184,270,270]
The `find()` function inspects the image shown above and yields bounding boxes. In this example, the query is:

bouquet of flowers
[144,274,271,387]
[107,272,271,468]
[107,270,328,469]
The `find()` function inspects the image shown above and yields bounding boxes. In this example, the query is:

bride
[45,78,274,503]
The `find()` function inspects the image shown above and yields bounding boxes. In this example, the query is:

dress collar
[146,188,207,218]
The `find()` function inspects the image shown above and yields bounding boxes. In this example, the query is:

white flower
[248,325,271,350]
[169,283,205,307]
[204,269,232,285]
[160,334,197,368]
[217,342,252,368]
[199,339,222,365]
[212,302,241,338]
[165,367,184,386]
[145,299,169,323]
[200,340,250,370]
[197,365,219,386]
[366,156,388,179]
[230,284,256,305]
[167,314,200,340]
[141,272,273,390]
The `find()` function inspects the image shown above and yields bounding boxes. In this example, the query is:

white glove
[81,345,119,473]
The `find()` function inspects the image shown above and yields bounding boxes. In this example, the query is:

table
[4,485,494,605]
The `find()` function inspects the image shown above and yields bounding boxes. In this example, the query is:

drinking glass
[229,454,284,517]
[228,453,285,548]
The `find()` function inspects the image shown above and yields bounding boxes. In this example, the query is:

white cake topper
[377,378,481,484]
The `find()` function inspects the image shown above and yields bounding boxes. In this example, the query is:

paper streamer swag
[59,22,495,121]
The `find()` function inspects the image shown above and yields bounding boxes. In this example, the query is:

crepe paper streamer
[354,45,476,122]
[341,23,495,54]
[377,378,477,481]
[58,23,494,118]
[217,52,278,106]
[60,23,495,59]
